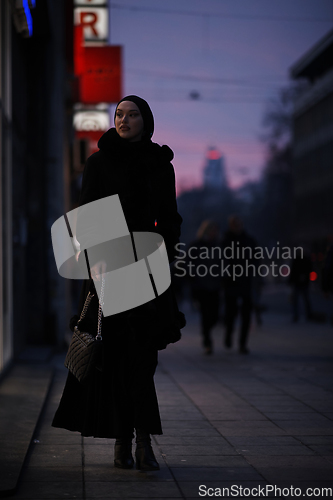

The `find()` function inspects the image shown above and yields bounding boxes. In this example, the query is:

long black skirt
[52,281,163,438]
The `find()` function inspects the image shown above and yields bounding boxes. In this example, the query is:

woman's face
[115,101,144,142]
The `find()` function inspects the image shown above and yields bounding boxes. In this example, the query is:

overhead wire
[110,3,332,23]
[111,6,309,112]
[127,70,291,103]
[111,3,313,102]
[127,69,287,87]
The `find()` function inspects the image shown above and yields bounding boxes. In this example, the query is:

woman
[52,95,183,471]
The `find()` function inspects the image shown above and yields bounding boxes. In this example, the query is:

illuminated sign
[79,46,122,104]
[72,0,121,152]
[73,110,110,132]
[207,149,221,160]
[74,5,108,44]
[12,0,36,37]
[74,0,107,5]
[74,23,122,104]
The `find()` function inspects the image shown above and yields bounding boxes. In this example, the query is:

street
[11,287,333,499]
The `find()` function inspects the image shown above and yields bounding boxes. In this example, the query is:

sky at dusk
[108,0,333,193]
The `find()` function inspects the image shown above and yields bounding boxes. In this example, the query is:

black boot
[135,429,159,471]
[114,436,134,469]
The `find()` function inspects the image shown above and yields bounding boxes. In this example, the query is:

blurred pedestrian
[322,243,333,296]
[322,242,333,324]
[52,95,183,471]
[187,220,222,355]
[222,215,256,354]
[289,249,312,322]
[252,275,264,326]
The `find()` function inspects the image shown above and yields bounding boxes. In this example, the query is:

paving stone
[14,480,83,499]
[295,436,333,445]
[27,444,82,468]
[84,437,111,445]
[225,387,281,396]
[164,455,248,468]
[154,436,230,446]
[83,445,113,466]
[20,465,82,482]
[42,409,65,425]
[253,403,314,412]
[170,466,263,481]
[257,466,333,482]
[153,427,220,438]
[84,443,162,466]
[226,436,299,446]
[271,422,333,435]
[324,412,333,420]
[85,481,182,498]
[159,401,195,408]
[308,445,333,455]
[159,444,238,456]
[194,398,249,406]
[159,407,205,420]
[262,412,325,421]
[243,395,299,403]
[244,455,333,470]
[34,427,82,445]
[301,402,333,412]
[200,409,267,420]
[234,445,315,456]
[192,394,251,405]
[211,421,287,436]
[84,464,173,482]
[156,397,191,406]
[159,420,213,429]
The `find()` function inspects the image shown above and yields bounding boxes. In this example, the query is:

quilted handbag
[64,277,105,384]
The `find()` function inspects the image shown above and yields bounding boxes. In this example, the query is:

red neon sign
[80,46,122,104]
[74,25,122,104]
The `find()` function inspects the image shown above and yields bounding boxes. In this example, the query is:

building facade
[0,1,13,374]
[0,0,73,376]
[290,29,333,254]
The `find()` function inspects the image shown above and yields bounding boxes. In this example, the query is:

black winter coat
[52,129,183,438]
[79,127,182,263]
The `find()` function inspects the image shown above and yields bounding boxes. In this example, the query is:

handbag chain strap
[77,275,106,341]
[96,275,105,341]
[78,292,94,322]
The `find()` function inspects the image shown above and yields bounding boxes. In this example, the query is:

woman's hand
[90,260,107,281]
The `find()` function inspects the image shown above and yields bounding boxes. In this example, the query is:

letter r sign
[74,7,108,42]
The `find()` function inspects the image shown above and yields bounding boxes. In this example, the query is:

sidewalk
[8,304,333,499]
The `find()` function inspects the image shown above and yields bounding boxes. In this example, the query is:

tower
[203,148,227,189]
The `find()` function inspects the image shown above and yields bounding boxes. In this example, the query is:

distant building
[203,148,228,189]
[235,181,262,205]
[290,28,333,252]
